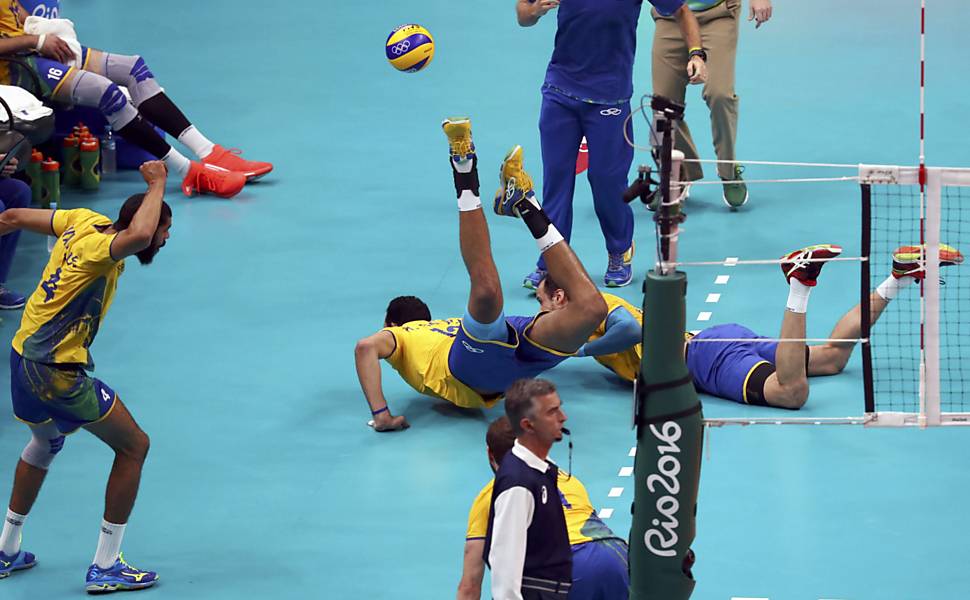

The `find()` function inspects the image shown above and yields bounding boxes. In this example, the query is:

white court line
[715,275,730,284]
[724,257,739,266]
[706,293,721,303]
[628,446,636,457]
[697,312,712,321]
[608,487,624,498]
[689,329,700,335]
[598,508,614,519]
[618,466,634,477]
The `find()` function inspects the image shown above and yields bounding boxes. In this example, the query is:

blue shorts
[447,312,570,394]
[10,349,117,434]
[21,47,96,97]
[570,538,630,600]
[686,324,776,404]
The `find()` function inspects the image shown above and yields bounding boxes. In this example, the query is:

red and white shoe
[892,244,964,280]
[181,162,247,198]
[780,244,843,287]
[201,145,273,180]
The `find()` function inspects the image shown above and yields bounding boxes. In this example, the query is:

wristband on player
[688,47,708,62]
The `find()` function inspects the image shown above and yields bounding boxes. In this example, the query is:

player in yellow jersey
[354,118,607,431]
[0,161,170,591]
[0,0,270,198]
[538,243,964,408]
[457,416,629,600]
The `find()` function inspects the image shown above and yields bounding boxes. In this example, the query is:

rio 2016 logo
[643,420,682,557]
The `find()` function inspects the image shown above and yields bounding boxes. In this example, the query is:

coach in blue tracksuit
[517,0,707,289]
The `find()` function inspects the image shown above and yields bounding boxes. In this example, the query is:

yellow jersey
[589,293,643,383]
[466,471,622,545]
[383,318,497,409]
[13,209,124,368]
[0,1,27,83]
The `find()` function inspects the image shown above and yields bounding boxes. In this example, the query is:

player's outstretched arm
[0,207,55,237]
[109,161,167,260]
[354,331,409,432]
[580,307,641,357]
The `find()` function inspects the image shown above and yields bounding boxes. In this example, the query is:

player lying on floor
[354,117,607,431]
[537,243,963,408]
[457,415,629,600]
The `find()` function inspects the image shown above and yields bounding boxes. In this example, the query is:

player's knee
[118,429,150,462]
[98,83,129,117]
[128,56,155,84]
[703,88,736,110]
[20,430,66,470]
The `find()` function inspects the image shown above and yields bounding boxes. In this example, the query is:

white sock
[0,509,26,555]
[536,224,564,254]
[93,520,126,569]
[457,189,481,212]
[786,279,812,313]
[177,125,215,159]
[162,147,192,178]
[876,275,913,301]
[452,158,473,174]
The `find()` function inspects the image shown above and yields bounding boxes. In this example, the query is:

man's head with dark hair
[384,296,431,327]
[535,274,569,313]
[504,378,566,454]
[485,416,516,473]
[114,193,173,265]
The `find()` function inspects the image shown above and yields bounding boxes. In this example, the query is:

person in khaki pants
[652,0,773,208]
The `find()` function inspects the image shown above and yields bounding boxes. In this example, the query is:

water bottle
[101,126,117,175]
[47,201,58,253]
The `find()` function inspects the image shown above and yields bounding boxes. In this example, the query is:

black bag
[0,95,29,174]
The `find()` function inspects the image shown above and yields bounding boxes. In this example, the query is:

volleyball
[385,24,435,73]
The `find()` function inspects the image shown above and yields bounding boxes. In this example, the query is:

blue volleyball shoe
[523,267,547,290]
[85,555,158,593]
[605,245,634,288]
[493,145,537,218]
[0,286,26,310]
[0,549,37,579]
[441,117,476,163]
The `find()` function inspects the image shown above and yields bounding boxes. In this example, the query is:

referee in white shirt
[484,378,572,600]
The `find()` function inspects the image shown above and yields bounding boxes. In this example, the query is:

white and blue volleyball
[385,24,435,73]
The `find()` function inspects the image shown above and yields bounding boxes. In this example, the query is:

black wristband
[688,48,707,62]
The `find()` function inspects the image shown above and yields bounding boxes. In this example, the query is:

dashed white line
[724,257,739,266]
[697,312,712,321]
[628,446,636,457]
[608,487,624,498]
[618,466,634,477]
[705,293,721,303]
[715,275,730,284]
[598,508,614,519]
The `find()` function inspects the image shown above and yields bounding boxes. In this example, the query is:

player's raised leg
[443,118,504,327]
[493,146,607,353]
[82,398,158,593]
[762,244,842,409]
[808,243,965,376]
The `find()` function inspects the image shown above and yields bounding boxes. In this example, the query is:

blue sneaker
[85,554,158,593]
[604,246,634,288]
[0,287,25,310]
[523,268,547,290]
[0,549,37,579]
[493,145,537,218]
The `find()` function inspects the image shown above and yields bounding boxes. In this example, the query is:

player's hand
[39,34,75,64]
[139,160,168,185]
[1,155,17,177]
[748,0,772,28]
[533,0,560,18]
[687,56,707,84]
[372,412,410,432]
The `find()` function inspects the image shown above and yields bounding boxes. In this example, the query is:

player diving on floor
[354,117,608,431]
[538,243,963,409]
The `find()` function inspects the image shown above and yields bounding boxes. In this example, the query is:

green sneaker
[721,164,748,209]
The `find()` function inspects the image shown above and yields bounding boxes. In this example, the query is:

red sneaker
[181,162,247,198]
[201,145,273,180]
[780,244,843,286]
[892,244,964,280]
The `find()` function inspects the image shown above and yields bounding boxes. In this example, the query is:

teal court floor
[1,1,968,598]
